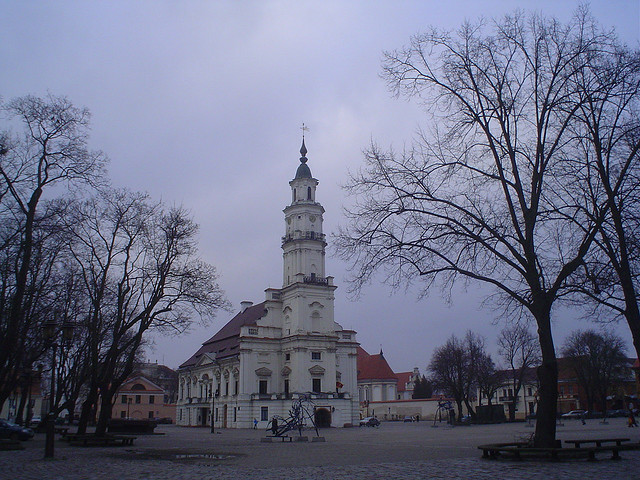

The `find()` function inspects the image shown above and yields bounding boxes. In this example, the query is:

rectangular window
[225,382,229,396]
[135,395,141,404]
[259,380,268,395]
[121,395,127,404]
[120,411,126,418]
[527,387,532,397]
[233,407,237,422]
[285,353,291,361]
[235,380,238,395]
[248,327,258,335]
[311,352,322,361]
[149,395,155,404]
[215,408,219,421]
[284,379,289,396]
[261,406,268,421]
[312,378,321,393]
[148,411,154,419]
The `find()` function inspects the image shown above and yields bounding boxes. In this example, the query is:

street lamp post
[210,379,215,434]
[43,318,74,459]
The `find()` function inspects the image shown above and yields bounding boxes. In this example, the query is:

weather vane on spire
[301,122,309,140]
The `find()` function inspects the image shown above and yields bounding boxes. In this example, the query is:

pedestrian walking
[253,418,258,429]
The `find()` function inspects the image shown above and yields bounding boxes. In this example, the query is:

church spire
[295,127,312,179]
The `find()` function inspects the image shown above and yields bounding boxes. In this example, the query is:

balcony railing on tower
[282,231,326,245]
[303,275,328,285]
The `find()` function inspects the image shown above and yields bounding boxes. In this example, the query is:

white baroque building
[176,140,359,429]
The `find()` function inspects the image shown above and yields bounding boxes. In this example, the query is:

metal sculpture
[432,400,454,427]
[266,393,319,437]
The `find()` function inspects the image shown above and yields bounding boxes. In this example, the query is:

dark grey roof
[295,138,312,179]
[179,302,266,368]
[295,162,312,179]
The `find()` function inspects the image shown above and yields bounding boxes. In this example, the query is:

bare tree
[429,331,485,419]
[63,189,229,434]
[498,324,540,421]
[475,353,501,408]
[569,46,640,358]
[561,330,628,415]
[336,9,631,447]
[0,95,105,410]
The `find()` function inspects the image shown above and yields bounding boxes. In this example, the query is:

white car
[561,410,586,419]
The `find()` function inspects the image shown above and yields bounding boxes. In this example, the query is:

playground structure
[266,394,319,437]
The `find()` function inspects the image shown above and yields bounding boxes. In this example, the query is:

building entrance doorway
[314,407,331,428]
[200,408,208,426]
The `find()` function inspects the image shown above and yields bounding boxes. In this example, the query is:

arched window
[307,186,312,200]
[131,383,146,391]
[293,188,296,202]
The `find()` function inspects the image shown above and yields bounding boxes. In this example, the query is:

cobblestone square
[2,418,640,479]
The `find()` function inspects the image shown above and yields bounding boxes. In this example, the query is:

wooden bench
[564,438,631,460]
[66,434,136,447]
[479,440,640,461]
[564,438,629,448]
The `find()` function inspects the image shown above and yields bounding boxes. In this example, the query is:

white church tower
[177,136,359,429]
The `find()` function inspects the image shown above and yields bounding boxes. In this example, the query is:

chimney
[240,301,253,312]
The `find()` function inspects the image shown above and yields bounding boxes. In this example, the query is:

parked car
[0,419,34,441]
[29,416,42,426]
[403,416,414,423]
[561,410,586,419]
[359,417,380,427]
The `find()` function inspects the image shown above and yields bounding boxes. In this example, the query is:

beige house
[112,376,176,422]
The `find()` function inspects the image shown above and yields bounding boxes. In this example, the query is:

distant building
[112,375,176,422]
[0,369,42,423]
[395,368,420,400]
[176,140,359,429]
[357,347,398,404]
[132,362,178,404]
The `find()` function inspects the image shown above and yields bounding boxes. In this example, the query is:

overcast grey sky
[2,1,639,372]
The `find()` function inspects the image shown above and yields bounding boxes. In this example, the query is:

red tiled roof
[357,347,397,382]
[179,302,266,368]
[395,371,413,392]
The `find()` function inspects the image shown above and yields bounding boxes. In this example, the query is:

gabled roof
[357,346,397,382]
[119,375,164,393]
[179,302,266,368]
[395,371,413,392]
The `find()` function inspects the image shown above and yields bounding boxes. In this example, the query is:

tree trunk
[95,386,114,436]
[534,309,558,448]
[77,386,99,434]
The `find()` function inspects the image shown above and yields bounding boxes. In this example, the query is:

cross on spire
[300,122,309,139]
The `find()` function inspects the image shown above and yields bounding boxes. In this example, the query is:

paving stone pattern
[2,418,640,479]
